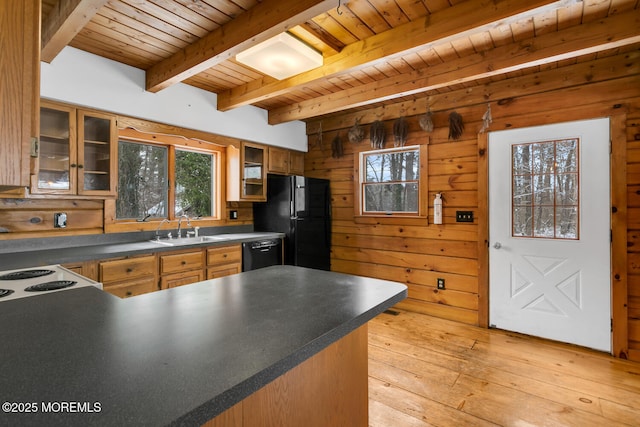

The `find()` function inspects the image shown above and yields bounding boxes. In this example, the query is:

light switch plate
[456,211,474,222]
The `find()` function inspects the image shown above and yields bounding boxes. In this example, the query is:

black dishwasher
[242,239,283,271]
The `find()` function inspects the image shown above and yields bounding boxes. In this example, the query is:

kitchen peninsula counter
[0,265,406,427]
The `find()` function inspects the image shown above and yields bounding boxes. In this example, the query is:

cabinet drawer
[207,264,241,280]
[207,245,242,266]
[104,277,157,298]
[160,250,204,274]
[100,255,156,284]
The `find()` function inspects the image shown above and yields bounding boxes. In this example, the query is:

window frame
[354,144,428,221]
[105,126,226,232]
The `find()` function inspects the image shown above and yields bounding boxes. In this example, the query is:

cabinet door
[161,270,205,289]
[207,264,241,279]
[289,151,305,175]
[268,147,289,175]
[0,0,39,188]
[78,110,117,196]
[227,142,267,201]
[35,102,77,194]
[241,143,266,200]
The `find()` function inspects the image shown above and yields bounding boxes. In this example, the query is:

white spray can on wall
[433,193,443,225]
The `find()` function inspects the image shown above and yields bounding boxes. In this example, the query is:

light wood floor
[368,309,640,426]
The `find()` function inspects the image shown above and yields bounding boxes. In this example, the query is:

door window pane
[512,138,579,239]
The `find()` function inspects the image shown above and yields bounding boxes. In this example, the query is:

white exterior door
[489,118,611,352]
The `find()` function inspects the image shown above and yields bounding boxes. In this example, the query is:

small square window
[356,145,427,218]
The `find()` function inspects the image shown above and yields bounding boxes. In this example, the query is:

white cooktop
[0,265,102,302]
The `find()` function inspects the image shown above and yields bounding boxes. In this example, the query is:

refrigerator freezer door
[293,217,331,271]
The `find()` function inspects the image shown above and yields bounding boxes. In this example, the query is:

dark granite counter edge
[173,288,407,426]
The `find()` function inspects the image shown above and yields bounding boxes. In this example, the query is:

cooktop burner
[0,289,14,298]
[0,269,55,281]
[25,280,77,292]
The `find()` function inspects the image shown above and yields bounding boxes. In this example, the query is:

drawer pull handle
[181,261,186,265]
[126,291,132,296]
[126,268,133,273]
[223,254,227,258]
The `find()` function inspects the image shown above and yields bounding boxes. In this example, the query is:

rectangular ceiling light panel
[236,33,323,80]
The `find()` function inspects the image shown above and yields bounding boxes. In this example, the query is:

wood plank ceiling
[40,0,640,125]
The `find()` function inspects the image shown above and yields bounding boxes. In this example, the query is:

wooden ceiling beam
[41,0,108,63]
[268,9,640,124]
[304,50,640,134]
[145,0,336,93]
[217,0,578,111]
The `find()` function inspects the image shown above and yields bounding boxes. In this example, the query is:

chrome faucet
[177,215,191,239]
[154,218,172,240]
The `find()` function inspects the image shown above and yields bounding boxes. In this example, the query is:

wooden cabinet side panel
[210,325,368,427]
[0,0,39,187]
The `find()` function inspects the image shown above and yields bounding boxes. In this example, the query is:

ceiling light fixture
[236,32,323,80]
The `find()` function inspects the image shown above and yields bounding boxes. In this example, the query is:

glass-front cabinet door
[35,102,117,197]
[37,103,76,194]
[78,110,117,195]
[242,143,266,200]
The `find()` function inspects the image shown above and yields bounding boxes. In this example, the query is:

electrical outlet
[54,212,67,228]
[456,211,474,222]
[437,278,445,290]
[229,210,238,220]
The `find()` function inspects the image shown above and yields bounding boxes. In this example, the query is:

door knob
[493,242,502,249]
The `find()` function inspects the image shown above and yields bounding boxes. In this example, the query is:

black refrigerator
[253,175,331,271]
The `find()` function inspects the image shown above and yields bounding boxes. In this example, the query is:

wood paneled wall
[628,108,640,360]
[304,50,640,359]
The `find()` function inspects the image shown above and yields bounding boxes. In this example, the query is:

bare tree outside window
[117,141,168,219]
[512,138,579,239]
[362,146,419,214]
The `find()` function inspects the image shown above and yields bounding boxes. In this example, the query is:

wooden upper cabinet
[268,147,304,176]
[227,142,267,201]
[0,0,40,188]
[33,101,117,197]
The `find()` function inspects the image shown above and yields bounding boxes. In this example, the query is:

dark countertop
[0,232,284,270]
[0,265,407,426]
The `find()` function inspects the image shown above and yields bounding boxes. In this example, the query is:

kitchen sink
[148,235,228,246]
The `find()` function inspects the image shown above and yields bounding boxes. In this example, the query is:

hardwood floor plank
[368,310,640,426]
[369,378,497,427]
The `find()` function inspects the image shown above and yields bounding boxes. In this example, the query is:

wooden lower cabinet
[207,244,242,279]
[203,325,368,427]
[159,249,204,290]
[99,255,157,298]
[69,243,242,296]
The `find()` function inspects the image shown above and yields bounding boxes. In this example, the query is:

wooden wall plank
[307,70,640,346]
